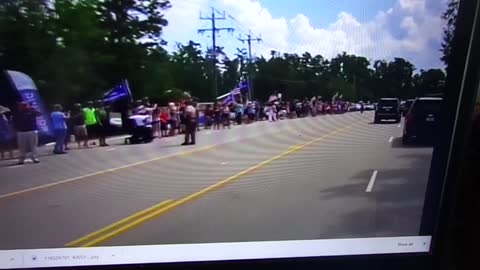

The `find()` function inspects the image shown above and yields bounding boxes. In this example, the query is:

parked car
[349,103,361,111]
[403,97,443,144]
[374,98,401,123]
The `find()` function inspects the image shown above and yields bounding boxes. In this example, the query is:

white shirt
[185,105,196,117]
[129,115,152,127]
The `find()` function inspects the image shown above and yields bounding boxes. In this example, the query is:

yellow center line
[66,121,362,247]
[66,200,175,247]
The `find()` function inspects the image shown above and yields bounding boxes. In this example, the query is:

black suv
[374,98,401,123]
[403,97,443,144]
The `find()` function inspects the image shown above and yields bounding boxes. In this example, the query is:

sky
[161,0,449,70]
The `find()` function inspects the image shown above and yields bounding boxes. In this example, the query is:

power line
[238,30,262,100]
[198,7,235,98]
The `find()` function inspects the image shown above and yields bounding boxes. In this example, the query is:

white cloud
[162,0,209,49]
[163,0,446,69]
[399,0,426,11]
[221,0,289,51]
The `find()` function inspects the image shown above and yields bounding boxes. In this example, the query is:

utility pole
[239,30,261,100]
[199,8,234,99]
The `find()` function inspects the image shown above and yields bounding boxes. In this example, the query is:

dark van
[374,98,401,123]
[403,97,443,144]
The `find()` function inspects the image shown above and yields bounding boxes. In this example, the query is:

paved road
[0,111,433,249]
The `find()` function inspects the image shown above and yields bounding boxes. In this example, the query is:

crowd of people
[201,97,352,128]
[0,100,113,164]
[0,95,356,165]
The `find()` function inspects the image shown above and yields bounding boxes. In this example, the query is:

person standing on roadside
[83,101,97,145]
[234,102,244,125]
[213,104,222,130]
[151,107,161,137]
[168,103,178,136]
[63,105,74,151]
[94,101,109,147]
[51,104,69,154]
[223,104,231,129]
[0,106,14,160]
[204,104,214,129]
[159,107,170,137]
[182,101,197,145]
[12,102,41,164]
[246,102,255,124]
[71,103,88,148]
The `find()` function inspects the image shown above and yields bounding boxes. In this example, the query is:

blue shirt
[235,104,244,114]
[51,111,67,130]
[0,115,13,140]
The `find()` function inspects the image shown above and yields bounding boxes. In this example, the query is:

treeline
[0,0,446,106]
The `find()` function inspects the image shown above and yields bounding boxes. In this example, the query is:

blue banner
[103,80,132,103]
[6,71,53,138]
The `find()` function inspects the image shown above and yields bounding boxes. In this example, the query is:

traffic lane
[0,112,364,197]
[103,117,412,245]
[369,140,433,236]
[0,113,365,249]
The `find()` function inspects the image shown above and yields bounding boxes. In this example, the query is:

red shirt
[160,112,170,123]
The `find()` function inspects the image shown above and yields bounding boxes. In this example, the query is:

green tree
[413,69,446,97]
[0,0,56,79]
[43,0,110,103]
[97,0,171,96]
[440,0,459,66]
[170,41,212,100]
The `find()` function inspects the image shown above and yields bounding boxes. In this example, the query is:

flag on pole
[103,80,132,103]
[222,91,235,105]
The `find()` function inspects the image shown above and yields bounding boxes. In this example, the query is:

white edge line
[388,136,394,143]
[366,170,378,192]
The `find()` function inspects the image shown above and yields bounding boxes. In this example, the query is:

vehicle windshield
[412,100,442,114]
[379,100,398,107]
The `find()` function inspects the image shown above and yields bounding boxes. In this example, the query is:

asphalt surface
[0,111,434,249]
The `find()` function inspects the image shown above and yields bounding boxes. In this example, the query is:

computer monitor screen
[0,0,475,269]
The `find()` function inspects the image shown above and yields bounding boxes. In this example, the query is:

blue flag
[6,70,53,138]
[222,91,235,105]
[103,80,132,103]
[238,80,249,93]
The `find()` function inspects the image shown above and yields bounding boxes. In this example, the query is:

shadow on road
[0,153,56,167]
[396,153,432,161]
[368,121,400,125]
[390,137,434,149]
